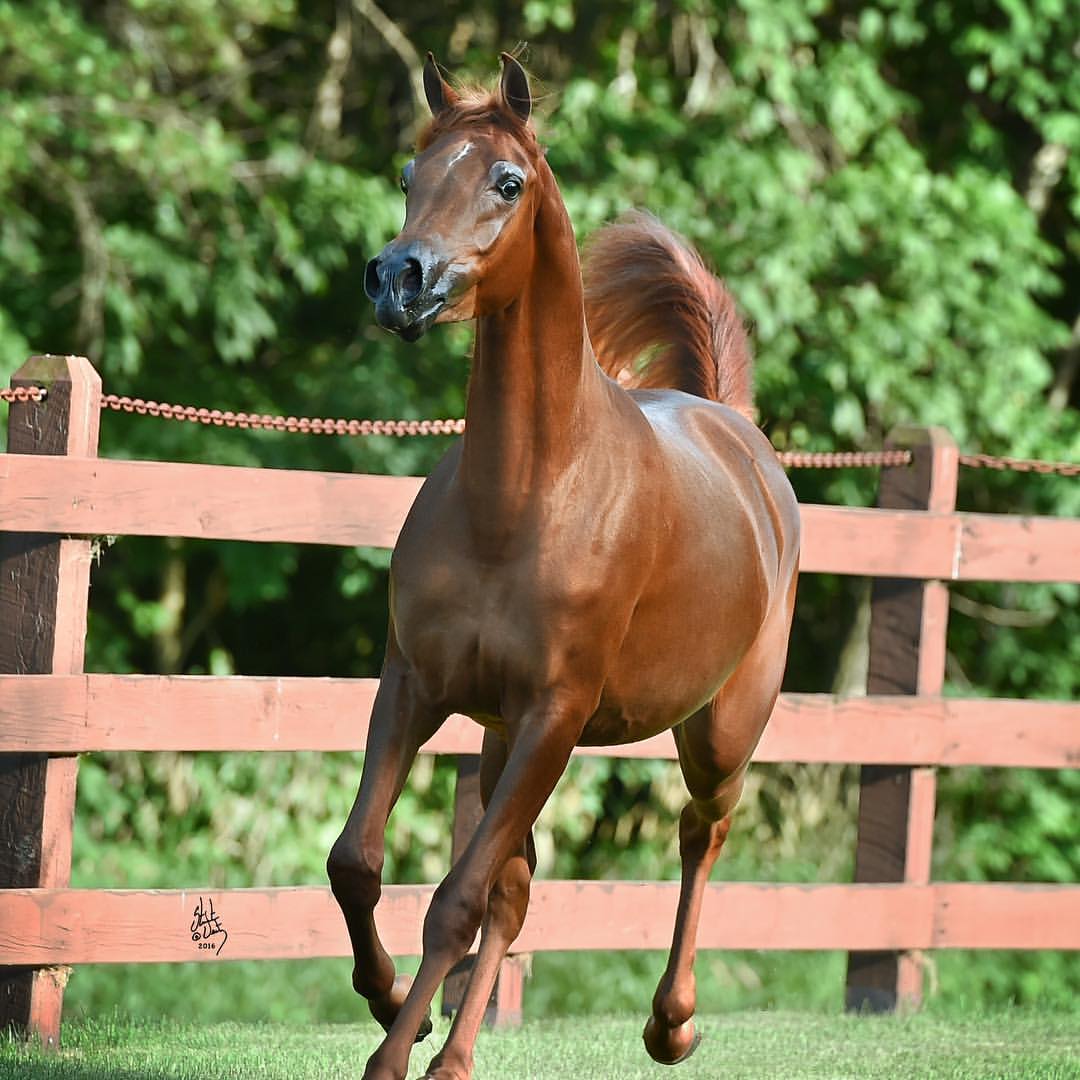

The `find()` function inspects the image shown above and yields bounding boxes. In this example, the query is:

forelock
[416,86,541,159]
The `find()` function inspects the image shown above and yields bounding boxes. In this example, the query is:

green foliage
[528,950,849,1017]
[73,750,451,888]
[2,0,1078,1019]
[937,767,1080,885]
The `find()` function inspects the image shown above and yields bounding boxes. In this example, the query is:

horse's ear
[423,52,458,116]
[499,52,532,123]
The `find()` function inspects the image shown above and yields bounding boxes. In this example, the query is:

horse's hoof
[415,1008,434,1042]
[643,1015,702,1065]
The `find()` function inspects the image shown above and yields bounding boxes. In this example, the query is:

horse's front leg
[326,652,443,1038]
[362,696,584,1080]
[422,730,536,1080]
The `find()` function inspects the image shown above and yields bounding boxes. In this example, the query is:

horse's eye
[497,177,522,202]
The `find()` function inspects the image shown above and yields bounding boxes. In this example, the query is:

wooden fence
[2,355,1078,1046]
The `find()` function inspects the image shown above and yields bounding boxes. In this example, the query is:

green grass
[3,1011,1077,1079]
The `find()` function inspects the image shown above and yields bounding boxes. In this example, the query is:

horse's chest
[391,553,546,709]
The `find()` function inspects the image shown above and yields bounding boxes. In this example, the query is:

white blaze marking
[446,141,474,172]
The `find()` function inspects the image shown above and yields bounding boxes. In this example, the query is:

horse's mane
[583,212,754,418]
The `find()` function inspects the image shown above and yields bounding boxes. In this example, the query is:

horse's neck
[460,168,605,546]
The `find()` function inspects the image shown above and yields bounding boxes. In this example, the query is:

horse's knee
[423,878,486,960]
[327,837,383,909]
[486,857,532,939]
[491,855,531,907]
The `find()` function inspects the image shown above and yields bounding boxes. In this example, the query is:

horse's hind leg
[643,714,741,1065]
[644,606,793,1065]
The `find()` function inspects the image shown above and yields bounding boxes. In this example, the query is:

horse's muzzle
[364,242,445,342]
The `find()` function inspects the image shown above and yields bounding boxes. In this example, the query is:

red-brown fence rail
[2,355,1079,1046]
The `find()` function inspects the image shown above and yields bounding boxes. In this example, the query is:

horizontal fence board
[1,883,1076,965]
[0,886,395,966]
[0,675,382,755]
[524,881,937,953]
[4,455,1079,582]
[797,505,959,580]
[957,513,1080,584]
[2,675,1077,768]
[800,505,1080,584]
[0,455,423,548]
[766,693,1080,769]
[930,883,1080,949]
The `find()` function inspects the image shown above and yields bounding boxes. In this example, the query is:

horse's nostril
[364,257,383,300]
[366,249,427,311]
[397,258,423,305]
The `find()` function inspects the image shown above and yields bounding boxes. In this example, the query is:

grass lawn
[2,1010,1078,1079]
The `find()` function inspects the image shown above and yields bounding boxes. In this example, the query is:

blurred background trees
[1,0,1077,1018]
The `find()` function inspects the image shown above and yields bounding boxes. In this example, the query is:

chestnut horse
[328,54,800,1080]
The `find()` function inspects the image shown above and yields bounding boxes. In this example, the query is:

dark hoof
[416,1009,434,1043]
[368,973,432,1042]
[643,1016,702,1065]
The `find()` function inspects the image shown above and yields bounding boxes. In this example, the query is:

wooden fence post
[0,356,101,1047]
[844,426,957,1013]
[441,754,527,1028]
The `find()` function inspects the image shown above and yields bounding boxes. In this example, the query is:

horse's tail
[582,211,753,417]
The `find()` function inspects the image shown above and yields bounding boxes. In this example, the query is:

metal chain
[958,452,1080,478]
[99,393,466,437]
[0,386,47,403]
[776,449,912,469]
[6,383,1079,474]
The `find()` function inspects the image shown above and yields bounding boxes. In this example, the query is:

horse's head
[364,54,542,341]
